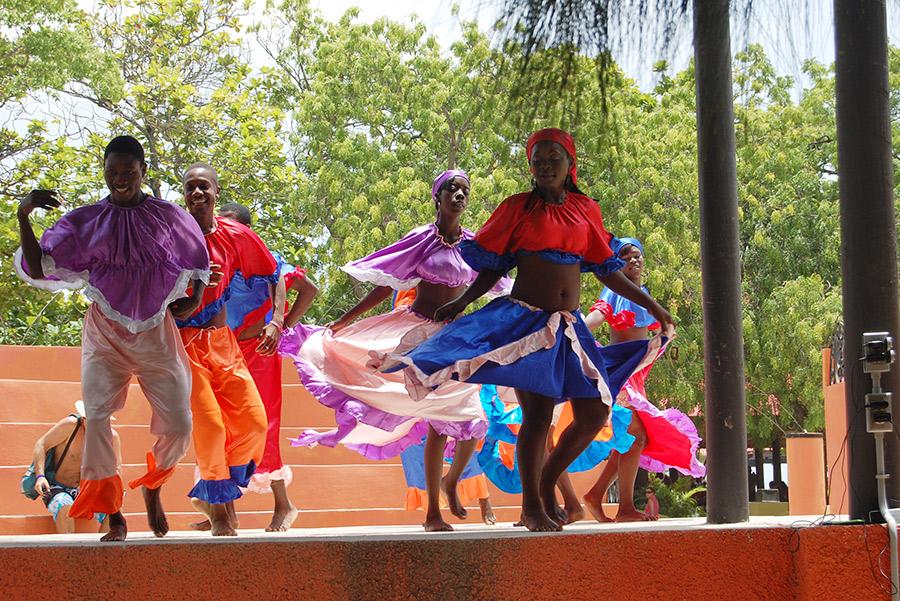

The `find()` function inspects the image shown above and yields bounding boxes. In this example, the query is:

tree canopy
[1,0,878,445]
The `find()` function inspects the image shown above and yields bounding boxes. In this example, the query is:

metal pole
[834,0,900,520]
[693,0,749,524]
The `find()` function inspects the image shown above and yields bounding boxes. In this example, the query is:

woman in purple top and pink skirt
[279,169,511,531]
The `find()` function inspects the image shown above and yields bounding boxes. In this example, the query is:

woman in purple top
[15,135,210,542]
[279,169,511,531]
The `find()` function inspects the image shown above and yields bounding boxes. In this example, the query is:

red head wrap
[526,128,578,185]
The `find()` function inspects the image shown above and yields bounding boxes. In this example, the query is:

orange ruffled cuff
[128,452,177,490]
[69,475,124,519]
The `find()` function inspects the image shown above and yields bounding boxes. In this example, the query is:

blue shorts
[44,483,106,524]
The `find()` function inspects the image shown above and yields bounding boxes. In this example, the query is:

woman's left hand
[651,304,676,339]
[256,322,283,355]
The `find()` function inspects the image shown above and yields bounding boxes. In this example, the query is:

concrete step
[0,345,302,384]
[0,380,335,427]
[0,423,401,467]
[0,505,544,535]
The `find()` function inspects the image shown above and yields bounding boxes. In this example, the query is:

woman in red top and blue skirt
[382,129,676,531]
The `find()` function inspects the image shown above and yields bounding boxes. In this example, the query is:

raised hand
[18,190,62,218]
[651,303,676,339]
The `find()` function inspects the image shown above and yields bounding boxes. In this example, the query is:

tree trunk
[772,436,783,485]
[753,447,766,492]
[834,0,900,520]
[693,0,749,524]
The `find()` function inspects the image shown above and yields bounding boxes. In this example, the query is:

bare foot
[423,512,454,532]
[615,509,651,523]
[519,507,562,532]
[479,498,496,525]
[191,498,239,530]
[189,519,212,531]
[100,512,127,542]
[582,492,614,523]
[266,504,300,532]
[563,502,585,525]
[142,486,169,538]
[540,485,567,525]
[441,476,468,519]
[191,497,212,517]
[210,504,238,536]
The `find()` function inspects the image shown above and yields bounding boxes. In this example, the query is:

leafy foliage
[646,473,706,518]
[0,0,881,443]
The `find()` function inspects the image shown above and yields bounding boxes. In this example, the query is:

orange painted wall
[786,433,826,515]
[823,348,850,514]
[1,524,892,601]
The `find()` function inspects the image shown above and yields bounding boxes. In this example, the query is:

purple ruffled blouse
[340,223,512,295]
[14,195,210,333]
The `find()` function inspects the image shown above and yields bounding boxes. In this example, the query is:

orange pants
[70,306,192,519]
[181,326,267,504]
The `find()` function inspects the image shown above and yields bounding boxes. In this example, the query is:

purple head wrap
[431,169,470,200]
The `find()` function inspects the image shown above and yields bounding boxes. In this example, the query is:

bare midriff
[510,254,583,312]
[237,317,265,340]
[412,280,468,319]
[610,326,649,344]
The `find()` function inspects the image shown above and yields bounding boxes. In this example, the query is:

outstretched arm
[596,270,675,337]
[328,285,393,333]
[17,190,62,279]
[583,309,607,331]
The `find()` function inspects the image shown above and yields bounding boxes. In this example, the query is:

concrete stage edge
[1,516,893,600]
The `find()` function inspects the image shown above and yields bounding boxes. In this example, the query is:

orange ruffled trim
[457,474,490,503]
[128,452,176,490]
[499,440,516,470]
[404,475,491,511]
[69,475,124,519]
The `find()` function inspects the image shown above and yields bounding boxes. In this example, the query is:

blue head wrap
[617,237,644,256]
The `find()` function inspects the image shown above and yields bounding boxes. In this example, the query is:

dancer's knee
[630,419,648,450]
[571,400,609,433]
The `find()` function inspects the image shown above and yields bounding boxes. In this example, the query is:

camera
[863,332,894,373]
[866,392,894,433]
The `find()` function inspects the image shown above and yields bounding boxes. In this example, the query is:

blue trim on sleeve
[459,239,517,273]
[608,236,624,256]
[582,255,625,276]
